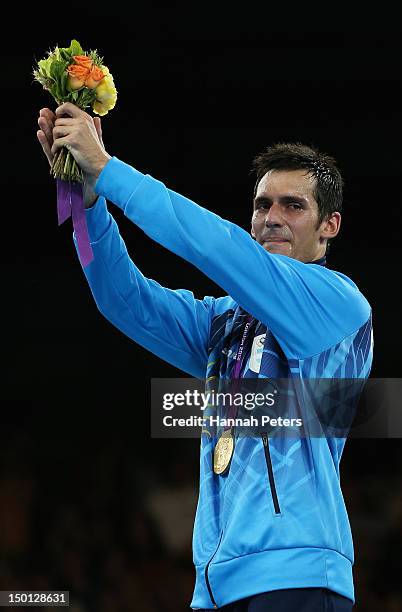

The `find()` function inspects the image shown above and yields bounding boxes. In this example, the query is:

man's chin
[262,241,292,255]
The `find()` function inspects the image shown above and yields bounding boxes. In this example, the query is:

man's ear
[251,226,256,239]
[320,212,341,241]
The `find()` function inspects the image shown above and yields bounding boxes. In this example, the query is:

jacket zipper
[261,432,281,514]
[205,530,223,609]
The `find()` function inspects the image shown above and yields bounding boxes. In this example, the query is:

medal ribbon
[57,179,94,267]
[224,313,254,431]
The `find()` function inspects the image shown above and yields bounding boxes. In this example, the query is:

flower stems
[50,147,84,183]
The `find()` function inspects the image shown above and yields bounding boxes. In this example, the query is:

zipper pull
[261,431,268,446]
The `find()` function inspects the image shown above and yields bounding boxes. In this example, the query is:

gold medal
[213,429,234,475]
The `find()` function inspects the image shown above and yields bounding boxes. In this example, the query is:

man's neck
[309,254,327,266]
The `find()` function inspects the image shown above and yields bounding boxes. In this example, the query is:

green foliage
[59,48,72,62]
[69,39,83,56]
[59,71,69,97]
[50,60,67,80]
[89,50,104,67]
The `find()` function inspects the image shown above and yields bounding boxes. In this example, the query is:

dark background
[2,11,402,612]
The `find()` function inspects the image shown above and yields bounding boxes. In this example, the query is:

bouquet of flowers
[33,39,117,266]
[33,39,117,183]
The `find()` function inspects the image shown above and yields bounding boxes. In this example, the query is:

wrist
[83,176,99,209]
[90,151,112,182]
[84,194,98,209]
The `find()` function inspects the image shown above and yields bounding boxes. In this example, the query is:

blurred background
[2,9,402,611]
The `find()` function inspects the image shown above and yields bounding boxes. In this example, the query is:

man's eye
[289,203,302,210]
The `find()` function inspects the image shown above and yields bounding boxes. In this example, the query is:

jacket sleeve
[72,196,214,378]
[93,157,372,360]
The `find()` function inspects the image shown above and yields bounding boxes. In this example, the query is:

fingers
[37,108,56,166]
[38,115,54,145]
[56,102,85,119]
[52,125,72,139]
[51,136,69,156]
[93,116,101,136]
[37,107,75,167]
[37,129,53,166]
[93,116,104,148]
[40,107,56,121]
[54,117,76,126]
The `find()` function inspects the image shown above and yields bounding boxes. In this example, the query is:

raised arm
[93,157,371,360]
[72,196,215,378]
[37,106,214,378]
[47,102,371,362]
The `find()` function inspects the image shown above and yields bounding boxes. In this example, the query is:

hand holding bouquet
[34,39,117,183]
[33,39,117,266]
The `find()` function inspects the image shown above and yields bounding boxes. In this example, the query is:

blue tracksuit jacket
[73,157,373,609]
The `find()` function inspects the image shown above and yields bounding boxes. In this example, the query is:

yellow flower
[92,65,117,116]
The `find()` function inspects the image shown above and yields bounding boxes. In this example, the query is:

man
[37,103,373,611]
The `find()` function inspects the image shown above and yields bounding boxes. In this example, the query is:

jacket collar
[309,255,327,267]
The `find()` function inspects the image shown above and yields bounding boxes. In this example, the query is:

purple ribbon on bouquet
[57,180,94,267]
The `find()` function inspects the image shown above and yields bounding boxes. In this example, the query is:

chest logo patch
[248,333,266,373]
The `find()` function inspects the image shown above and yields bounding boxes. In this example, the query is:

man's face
[251,169,339,262]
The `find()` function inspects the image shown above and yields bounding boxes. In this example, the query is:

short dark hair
[251,142,344,227]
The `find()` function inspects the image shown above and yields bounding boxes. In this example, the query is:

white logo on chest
[248,333,266,373]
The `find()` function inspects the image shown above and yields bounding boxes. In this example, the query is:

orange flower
[85,65,105,90]
[67,64,90,90]
[72,55,93,69]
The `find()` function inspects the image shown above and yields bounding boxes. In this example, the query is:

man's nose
[264,202,283,227]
